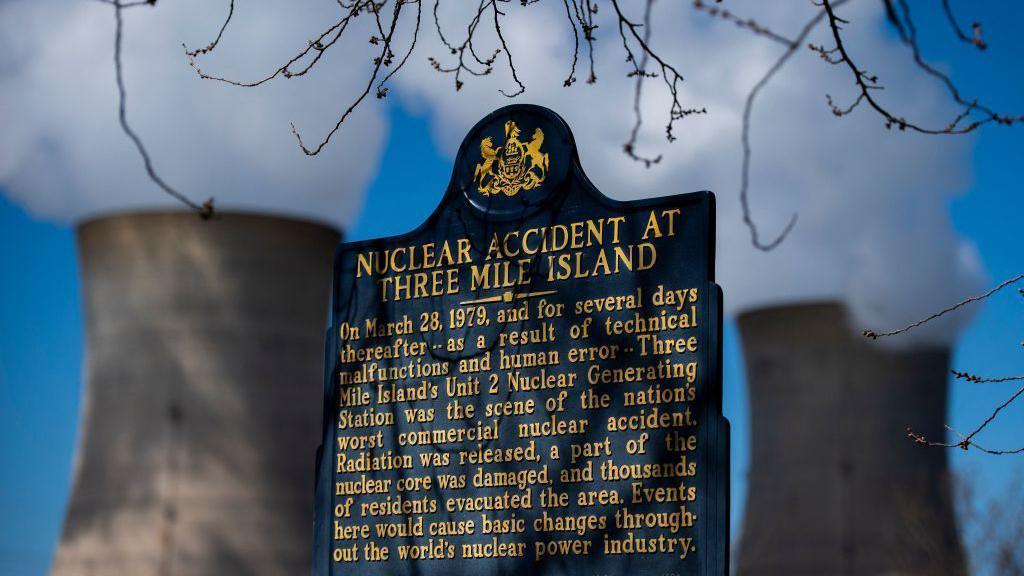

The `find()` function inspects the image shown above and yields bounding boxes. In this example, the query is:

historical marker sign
[313,105,728,576]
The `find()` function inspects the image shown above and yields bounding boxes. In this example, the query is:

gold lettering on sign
[332,206,710,567]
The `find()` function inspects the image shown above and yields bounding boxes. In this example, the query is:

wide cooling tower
[736,303,964,576]
[52,212,339,576]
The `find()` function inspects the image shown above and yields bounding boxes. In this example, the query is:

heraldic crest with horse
[474,120,549,197]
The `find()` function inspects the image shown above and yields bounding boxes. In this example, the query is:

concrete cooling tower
[52,212,340,576]
[736,303,965,576]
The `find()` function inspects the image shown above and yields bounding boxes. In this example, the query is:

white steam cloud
[393,0,985,345]
[0,0,984,344]
[0,0,387,229]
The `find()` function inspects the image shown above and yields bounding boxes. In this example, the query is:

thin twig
[292,0,422,155]
[611,0,706,149]
[429,0,498,92]
[870,273,1024,456]
[952,371,1024,384]
[884,0,1013,134]
[110,0,213,218]
[94,0,155,7]
[492,1,526,98]
[183,0,235,58]
[941,0,986,50]
[819,0,1020,134]
[573,0,598,84]
[735,1,846,251]
[186,2,374,88]
[863,273,1024,340]
[693,0,797,48]
[182,0,703,158]
[622,0,661,168]
[908,383,1024,455]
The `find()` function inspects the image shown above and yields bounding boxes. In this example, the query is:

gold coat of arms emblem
[473,120,549,197]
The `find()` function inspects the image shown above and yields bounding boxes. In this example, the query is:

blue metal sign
[314,104,727,576]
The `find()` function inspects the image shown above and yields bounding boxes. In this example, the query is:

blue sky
[1,4,1023,575]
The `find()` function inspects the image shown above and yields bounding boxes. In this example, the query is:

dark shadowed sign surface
[313,104,727,576]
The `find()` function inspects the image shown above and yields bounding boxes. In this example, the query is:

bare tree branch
[731,1,847,251]
[883,0,1009,132]
[561,0,583,87]
[693,0,797,48]
[429,0,498,92]
[611,0,706,148]
[818,0,1021,134]
[697,0,1018,252]
[492,1,525,98]
[108,0,214,218]
[182,0,708,161]
[622,0,662,168]
[94,0,156,8]
[907,381,1024,455]
[863,273,1024,340]
[187,2,382,88]
[865,273,1024,455]
[293,1,423,156]
[952,371,1024,385]
[570,0,599,84]
[183,0,235,58]
[557,0,598,87]
[941,0,986,51]
[105,0,1021,248]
